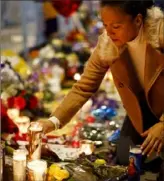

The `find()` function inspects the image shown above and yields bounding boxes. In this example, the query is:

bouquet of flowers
[1,59,48,135]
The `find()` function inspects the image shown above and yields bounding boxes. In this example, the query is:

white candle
[27,160,47,181]
[81,143,94,155]
[13,150,26,181]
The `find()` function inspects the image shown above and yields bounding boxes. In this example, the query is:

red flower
[0,99,7,117]
[7,97,15,108]
[29,96,38,109]
[13,133,28,142]
[14,96,26,110]
[6,117,18,133]
[2,116,18,133]
[71,140,80,148]
[20,90,26,96]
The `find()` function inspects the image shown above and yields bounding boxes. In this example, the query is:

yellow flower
[48,164,70,181]
[35,92,44,100]
[54,169,69,181]
[2,50,31,79]
[94,159,106,165]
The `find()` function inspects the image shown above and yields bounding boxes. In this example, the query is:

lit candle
[27,160,47,181]
[13,149,26,181]
[74,73,81,81]
[80,142,95,155]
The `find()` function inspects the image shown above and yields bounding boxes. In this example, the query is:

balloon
[108,129,121,143]
[105,108,117,119]
[108,99,119,109]
[92,108,106,120]
[92,106,117,121]
[52,0,82,17]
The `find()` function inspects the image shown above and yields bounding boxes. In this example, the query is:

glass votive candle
[13,149,26,181]
[128,145,142,181]
[28,122,43,161]
[27,160,47,181]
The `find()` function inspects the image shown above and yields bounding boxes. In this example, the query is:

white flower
[1,92,10,101]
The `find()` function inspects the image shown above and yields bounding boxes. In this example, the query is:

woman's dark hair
[100,0,154,19]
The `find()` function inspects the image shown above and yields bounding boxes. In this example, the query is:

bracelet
[48,116,60,129]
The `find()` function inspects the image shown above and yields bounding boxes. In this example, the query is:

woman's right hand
[38,119,58,134]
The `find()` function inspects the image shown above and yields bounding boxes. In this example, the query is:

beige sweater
[127,26,146,87]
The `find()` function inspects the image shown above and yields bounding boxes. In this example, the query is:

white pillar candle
[27,160,47,181]
[13,149,26,181]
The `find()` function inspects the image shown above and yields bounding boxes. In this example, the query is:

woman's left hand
[141,122,164,157]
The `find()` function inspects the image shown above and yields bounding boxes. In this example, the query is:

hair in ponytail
[100,0,154,19]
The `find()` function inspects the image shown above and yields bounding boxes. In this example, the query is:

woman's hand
[141,122,164,157]
[38,120,57,134]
